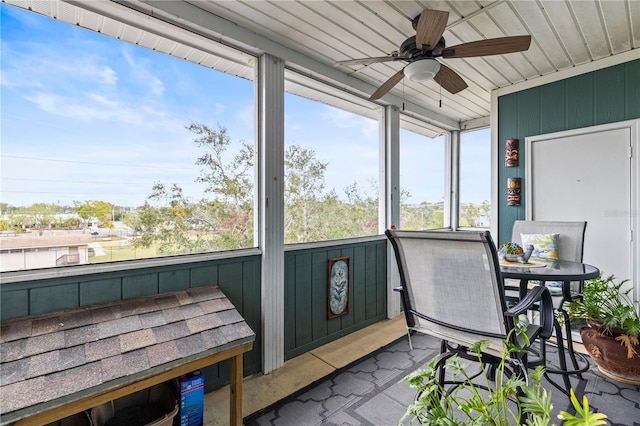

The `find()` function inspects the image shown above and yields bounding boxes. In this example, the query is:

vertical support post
[229,353,244,425]
[490,90,500,241]
[379,105,401,319]
[445,130,460,230]
[257,54,285,373]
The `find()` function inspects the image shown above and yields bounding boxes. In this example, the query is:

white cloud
[324,107,377,137]
[121,48,164,96]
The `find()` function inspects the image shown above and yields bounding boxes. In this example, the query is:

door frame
[525,119,639,302]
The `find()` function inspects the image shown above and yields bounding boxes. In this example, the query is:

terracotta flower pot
[580,324,640,385]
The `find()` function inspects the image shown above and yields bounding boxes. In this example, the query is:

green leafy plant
[557,389,608,426]
[399,337,606,425]
[567,275,640,357]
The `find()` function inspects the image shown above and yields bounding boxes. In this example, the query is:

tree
[0,202,13,215]
[400,201,444,230]
[131,121,383,254]
[190,123,254,206]
[460,200,490,228]
[14,203,62,235]
[133,124,255,254]
[284,144,328,243]
[72,200,112,229]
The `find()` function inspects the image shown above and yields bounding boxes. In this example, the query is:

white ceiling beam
[102,0,460,131]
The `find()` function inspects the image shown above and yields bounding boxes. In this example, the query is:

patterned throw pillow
[520,233,559,260]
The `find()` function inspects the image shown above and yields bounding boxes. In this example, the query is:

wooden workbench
[0,285,255,425]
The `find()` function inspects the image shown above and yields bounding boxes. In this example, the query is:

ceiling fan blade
[443,35,532,58]
[335,56,400,66]
[433,64,468,94]
[415,10,449,50]
[370,70,405,100]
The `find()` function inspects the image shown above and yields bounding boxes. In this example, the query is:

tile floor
[203,317,639,426]
[243,332,640,426]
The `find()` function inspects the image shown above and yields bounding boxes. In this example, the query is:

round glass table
[499,259,600,396]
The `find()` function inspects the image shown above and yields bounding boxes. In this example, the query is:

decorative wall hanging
[327,256,350,319]
[507,177,521,206]
[505,138,519,167]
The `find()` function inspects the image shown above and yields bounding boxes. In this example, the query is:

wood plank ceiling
[6,0,639,133]
[188,0,639,126]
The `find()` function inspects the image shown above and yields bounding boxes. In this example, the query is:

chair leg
[560,308,583,380]
[437,340,449,385]
[543,318,572,397]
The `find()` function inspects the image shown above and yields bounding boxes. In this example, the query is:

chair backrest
[511,220,587,262]
[386,229,508,341]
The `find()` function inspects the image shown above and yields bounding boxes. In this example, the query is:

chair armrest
[505,285,554,340]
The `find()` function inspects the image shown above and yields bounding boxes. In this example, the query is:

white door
[526,122,637,296]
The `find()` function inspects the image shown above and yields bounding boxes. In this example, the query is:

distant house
[0,234,93,272]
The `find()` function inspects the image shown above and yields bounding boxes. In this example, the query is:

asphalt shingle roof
[0,285,255,420]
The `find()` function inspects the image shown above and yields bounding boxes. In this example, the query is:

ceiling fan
[335,9,532,100]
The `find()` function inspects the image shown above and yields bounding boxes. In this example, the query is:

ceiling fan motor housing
[400,35,445,59]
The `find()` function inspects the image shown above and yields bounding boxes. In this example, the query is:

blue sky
[0,3,489,209]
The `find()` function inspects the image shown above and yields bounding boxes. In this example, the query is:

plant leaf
[557,389,608,426]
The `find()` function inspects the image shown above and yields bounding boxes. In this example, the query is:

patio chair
[511,220,587,297]
[509,220,589,391]
[385,229,554,392]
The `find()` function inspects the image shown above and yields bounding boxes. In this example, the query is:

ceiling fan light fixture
[404,59,441,81]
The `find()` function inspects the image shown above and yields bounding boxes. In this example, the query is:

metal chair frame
[509,220,590,395]
[386,229,554,396]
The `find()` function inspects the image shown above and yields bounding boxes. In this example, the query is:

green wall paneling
[595,65,626,125]
[375,241,386,315]
[1,288,28,319]
[80,278,122,306]
[497,59,640,244]
[218,262,244,309]
[190,264,219,287]
[294,252,314,348]
[364,243,379,319]
[539,81,566,134]
[626,61,640,118]
[158,269,190,293]
[517,88,541,138]
[240,259,261,377]
[566,73,594,129]
[284,239,387,361]
[31,283,79,315]
[497,94,522,240]
[352,245,367,324]
[122,273,159,299]
[284,254,297,355]
[311,251,329,342]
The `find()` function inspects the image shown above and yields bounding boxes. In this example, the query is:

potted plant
[400,339,607,425]
[566,275,640,385]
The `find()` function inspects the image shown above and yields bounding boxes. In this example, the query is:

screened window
[0,4,256,271]
[459,128,491,229]
[283,72,379,243]
[399,129,446,230]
